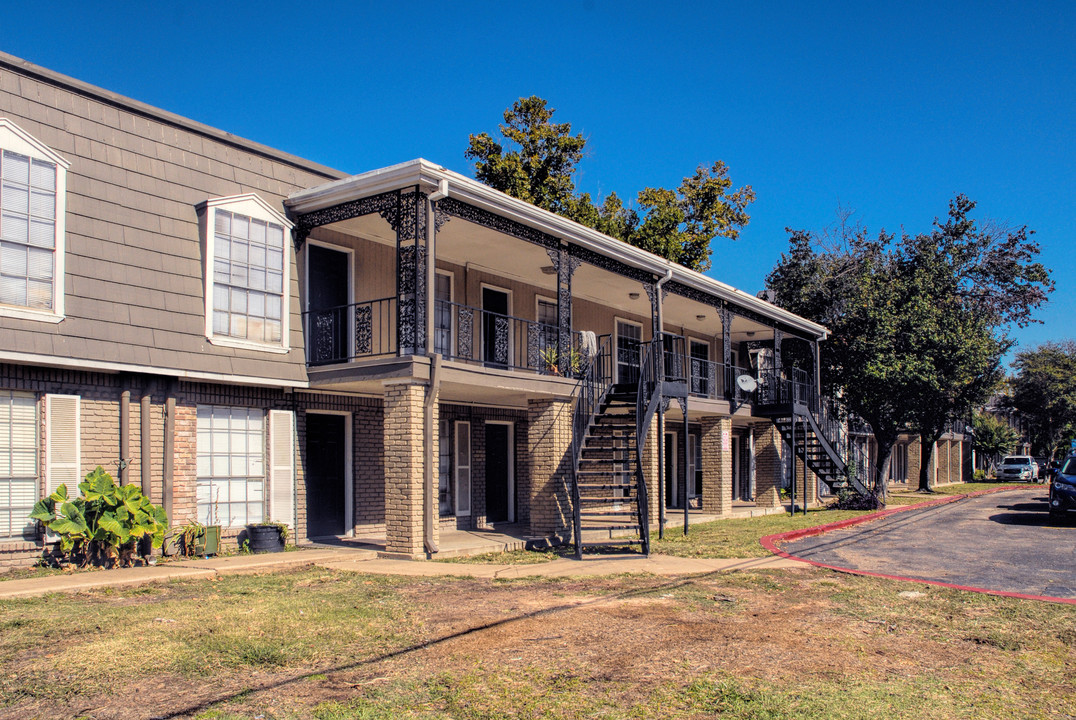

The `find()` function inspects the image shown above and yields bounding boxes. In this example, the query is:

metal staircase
[570,336,668,557]
[755,368,874,496]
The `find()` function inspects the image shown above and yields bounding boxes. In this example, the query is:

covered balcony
[284,160,826,409]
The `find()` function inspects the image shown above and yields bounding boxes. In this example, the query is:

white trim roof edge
[286,159,829,340]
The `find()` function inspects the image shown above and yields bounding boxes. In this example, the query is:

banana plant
[30,467,169,567]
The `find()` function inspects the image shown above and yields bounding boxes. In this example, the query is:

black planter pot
[247,524,285,553]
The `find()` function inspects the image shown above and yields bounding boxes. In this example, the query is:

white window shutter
[268,409,295,529]
[45,394,80,498]
[455,421,471,517]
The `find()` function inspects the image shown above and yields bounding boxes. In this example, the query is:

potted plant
[245,519,288,553]
[178,519,221,557]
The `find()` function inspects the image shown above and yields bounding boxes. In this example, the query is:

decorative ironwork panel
[295,190,400,234]
[493,316,510,366]
[666,280,722,309]
[438,197,559,249]
[458,307,474,359]
[528,323,540,369]
[569,244,654,284]
[676,397,688,417]
[708,361,717,398]
[398,298,416,351]
[774,328,783,371]
[314,313,335,364]
[355,305,372,355]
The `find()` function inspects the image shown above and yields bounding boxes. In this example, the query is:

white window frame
[480,283,513,366]
[485,420,515,523]
[0,390,38,540]
[201,194,292,354]
[665,430,678,508]
[434,269,454,357]
[614,317,643,384]
[0,118,68,323]
[196,405,267,528]
[305,409,353,536]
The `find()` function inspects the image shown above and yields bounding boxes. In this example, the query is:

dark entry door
[305,413,347,537]
[482,288,510,366]
[485,423,511,522]
[308,245,350,364]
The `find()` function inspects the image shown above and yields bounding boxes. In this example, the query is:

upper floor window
[0,119,68,323]
[201,195,292,352]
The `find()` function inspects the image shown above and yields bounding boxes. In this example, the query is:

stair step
[578,483,639,491]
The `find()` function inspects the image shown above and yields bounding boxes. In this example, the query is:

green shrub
[30,466,168,568]
[973,468,987,481]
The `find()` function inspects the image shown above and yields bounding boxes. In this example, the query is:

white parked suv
[996,455,1039,482]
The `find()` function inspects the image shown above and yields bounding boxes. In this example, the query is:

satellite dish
[736,374,757,392]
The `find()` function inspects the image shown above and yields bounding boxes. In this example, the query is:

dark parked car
[1050,455,1076,520]
[1033,456,1049,479]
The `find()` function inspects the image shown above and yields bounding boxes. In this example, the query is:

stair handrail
[569,334,613,558]
[633,337,662,556]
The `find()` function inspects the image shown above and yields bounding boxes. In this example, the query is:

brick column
[753,422,782,508]
[383,381,426,557]
[794,456,819,506]
[700,416,733,515]
[907,436,922,486]
[527,398,574,538]
[641,420,661,526]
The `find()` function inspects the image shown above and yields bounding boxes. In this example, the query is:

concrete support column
[753,423,782,509]
[383,381,426,557]
[700,416,733,515]
[527,398,574,538]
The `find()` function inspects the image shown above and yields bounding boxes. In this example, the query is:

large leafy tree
[1008,341,1076,460]
[971,411,1021,469]
[766,226,912,494]
[767,197,1052,495]
[465,96,754,271]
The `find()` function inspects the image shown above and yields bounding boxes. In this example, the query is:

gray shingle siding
[0,55,345,385]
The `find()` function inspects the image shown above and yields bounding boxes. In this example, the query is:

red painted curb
[760,486,1076,606]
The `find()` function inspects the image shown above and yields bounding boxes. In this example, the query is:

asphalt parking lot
[782,486,1076,599]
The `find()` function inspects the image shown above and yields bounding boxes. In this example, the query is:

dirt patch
[0,568,1072,719]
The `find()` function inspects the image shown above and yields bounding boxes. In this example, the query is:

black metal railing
[304,296,397,366]
[570,334,614,557]
[633,337,662,554]
[434,299,584,376]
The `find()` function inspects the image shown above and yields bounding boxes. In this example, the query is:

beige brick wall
[382,381,428,557]
[908,436,923,487]
[794,456,819,506]
[752,422,782,509]
[526,398,573,538]
[699,416,733,516]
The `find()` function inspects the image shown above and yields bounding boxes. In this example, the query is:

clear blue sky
[3,1,1072,364]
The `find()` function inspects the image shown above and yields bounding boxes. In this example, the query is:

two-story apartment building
[0,51,844,566]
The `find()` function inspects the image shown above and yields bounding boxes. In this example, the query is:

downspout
[423,179,449,556]
[655,268,672,538]
[141,387,152,499]
[163,380,176,526]
[119,388,131,485]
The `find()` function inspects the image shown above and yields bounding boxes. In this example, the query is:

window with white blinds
[196,406,265,527]
[0,391,37,539]
[0,149,58,311]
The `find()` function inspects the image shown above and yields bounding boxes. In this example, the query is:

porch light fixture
[628,292,640,300]
[540,265,557,275]
[696,314,706,321]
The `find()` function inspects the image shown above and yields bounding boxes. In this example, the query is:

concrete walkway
[0,546,805,599]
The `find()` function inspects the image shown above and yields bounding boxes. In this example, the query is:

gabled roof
[286,159,829,340]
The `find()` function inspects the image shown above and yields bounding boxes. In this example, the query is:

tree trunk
[917,430,943,491]
[874,441,895,500]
